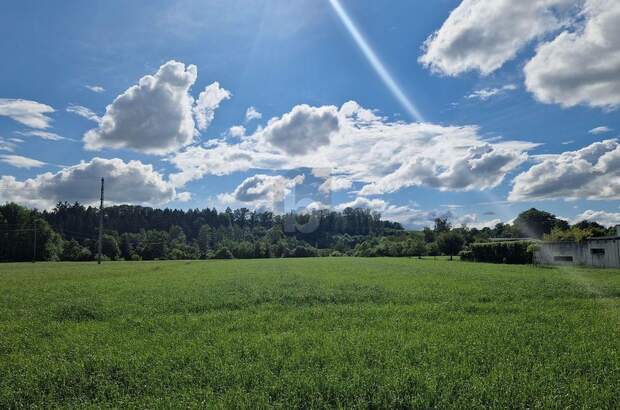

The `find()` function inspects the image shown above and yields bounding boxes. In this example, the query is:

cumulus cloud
[85,85,105,93]
[217,174,304,211]
[83,60,228,155]
[0,157,176,209]
[0,98,54,129]
[589,126,613,135]
[67,104,101,123]
[245,106,262,122]
[359,143,527,195]
[228,125,246,138]
[318,176,353,194]
[193,82,231,131]
[524,0,620,109]
[466,84,517,100]
[334,197,454,228]
[457,213,502,229]
[0,154,46,169]
[509,139,620,201]
[572,209,620,227]
[260,104,340,155]
[175,191,192,202]
[419,0,573,76]
[170,101,536,195]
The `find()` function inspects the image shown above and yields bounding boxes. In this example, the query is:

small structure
[534,226,620,268]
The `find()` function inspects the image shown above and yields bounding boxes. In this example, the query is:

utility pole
[97,177,104,264]
[32,221,37,263]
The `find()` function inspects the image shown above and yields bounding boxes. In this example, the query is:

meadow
[1,258,620,408]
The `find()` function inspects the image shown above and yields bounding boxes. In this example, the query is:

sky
[1,0,620,229]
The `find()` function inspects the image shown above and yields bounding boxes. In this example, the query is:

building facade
[534,227,620,268]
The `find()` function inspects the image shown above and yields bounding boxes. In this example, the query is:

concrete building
[534,226,620,268]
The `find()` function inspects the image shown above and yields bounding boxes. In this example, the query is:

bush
[212,246,234,259]
[458,249,474,261]
[290,245,318,258]
[61,239,92,261]
[468,241,534,264]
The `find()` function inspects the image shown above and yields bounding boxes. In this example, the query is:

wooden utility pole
[32,221,37,263]
[97,177,104,264]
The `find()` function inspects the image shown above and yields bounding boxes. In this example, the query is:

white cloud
[509,139,620,201]
[524,0,620,109]
[0,154,46,169]
[589,126,613,135]
[245,106,262,122]
[0,137,17,152]
[334,197,501,229]
[170,101,537,195]
[83,60,227,155]
[67,104,101,123]
[0,157,176,209]
[335,197,453,228]
[168,138,285,187]
[217,174,304,211]
[18,130,67,141]
[260,104,340,155]
[85,85,105,93]
[193,81,231,131]
[572,209,620,227]
[318,176,353,194]
[457,213,502,229]
[419,0,573,76]
[358,143,528,195]
[175,191,192,202]
[466,84,517,100]
[0,98,54,129]
[228,125,246,138]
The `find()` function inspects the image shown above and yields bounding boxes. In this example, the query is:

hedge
[463,241,534,264]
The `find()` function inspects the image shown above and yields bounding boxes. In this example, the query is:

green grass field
[2,258,620,408]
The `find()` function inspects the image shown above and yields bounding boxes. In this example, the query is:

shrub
[290,245,318,258]
[212,246,234,259]
[458,249,474,261]
[468,241,534,264]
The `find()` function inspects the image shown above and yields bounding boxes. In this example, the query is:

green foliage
[61,239,92,261]
[513,208,569,239]
[544,226,594,243]
[212,246,234,259]
[426,242,440,257]
[458,249,473,261]
[433,217,451,233]
[141,230,169,260]
[0,203,63,262]
[468,241,534,264]
[2,259,620,407]
[437,231,464,260]
[197,224,213,257]
[99,234,120,260]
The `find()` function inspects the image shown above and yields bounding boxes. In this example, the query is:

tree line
[0,202,616,262]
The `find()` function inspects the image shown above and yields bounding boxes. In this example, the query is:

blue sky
[1,0,620,228]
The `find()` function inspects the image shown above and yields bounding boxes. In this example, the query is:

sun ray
[328,0,425,122]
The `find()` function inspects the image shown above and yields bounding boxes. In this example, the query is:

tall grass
[1,258,620,408]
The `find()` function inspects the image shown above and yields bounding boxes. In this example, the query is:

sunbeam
[328,0,425,122]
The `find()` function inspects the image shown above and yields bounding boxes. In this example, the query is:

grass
[1,257,620,408]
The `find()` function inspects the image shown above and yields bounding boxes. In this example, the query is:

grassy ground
[1,258,620,408]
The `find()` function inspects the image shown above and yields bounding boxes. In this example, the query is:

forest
[0,202,616,262]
